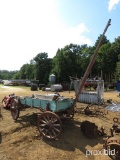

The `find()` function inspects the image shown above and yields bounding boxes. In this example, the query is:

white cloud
[108,0,120,11]
[52,23,92,52]
[0,0,92,71]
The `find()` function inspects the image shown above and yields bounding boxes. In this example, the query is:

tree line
[0,35,120,84]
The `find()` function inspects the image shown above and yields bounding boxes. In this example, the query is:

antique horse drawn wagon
[2,93,74,139]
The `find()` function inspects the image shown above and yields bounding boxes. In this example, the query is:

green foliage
[116,61,120,81]
[34,52,52,84]
[51,44,83,82]
[1,36,120,84]
[114,37,120,81]
[0,70,18,80]
[94,35,109,47]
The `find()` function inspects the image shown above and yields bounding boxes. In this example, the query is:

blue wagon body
[19,94,74,112]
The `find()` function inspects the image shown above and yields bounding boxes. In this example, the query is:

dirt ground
[0,86,120,160]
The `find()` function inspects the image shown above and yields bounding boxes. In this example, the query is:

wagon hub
[45,120,54,130]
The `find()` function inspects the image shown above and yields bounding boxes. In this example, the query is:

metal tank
[50,84,62,92]
[49,74,56,84]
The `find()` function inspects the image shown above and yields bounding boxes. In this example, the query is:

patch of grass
[9,85,30,90]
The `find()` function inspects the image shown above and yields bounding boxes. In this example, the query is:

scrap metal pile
[80,117,120,160]
[78,103,107,117]
[103,118,120,160]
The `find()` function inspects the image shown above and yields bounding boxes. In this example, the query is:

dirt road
[0,86,120,160]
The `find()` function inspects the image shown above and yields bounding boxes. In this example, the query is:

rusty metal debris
[110,118,120,136]
[80,120,106,139]
[79,104,107,117]
[103,117,120,160]
[81,118,120,159]
[103,137,120,160]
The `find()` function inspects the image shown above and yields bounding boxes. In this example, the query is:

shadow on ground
[43,119,105,155]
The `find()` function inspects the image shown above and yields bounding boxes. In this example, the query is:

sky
[0,0,120,71]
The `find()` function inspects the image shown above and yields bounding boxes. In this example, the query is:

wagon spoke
[40,119,47,124]
[40,124,46,126]
[51,129,56,136]
[49,130,57,139]
[44,129,49,136]
[49,132,52,139]
[41,128,45,131]
[46,114,52,121]
[41,128,48,134]
[43,116,49,122]
[53,124,61,127]
[53,127,60,133]
[50,115,56,121]
[52,119,58,123]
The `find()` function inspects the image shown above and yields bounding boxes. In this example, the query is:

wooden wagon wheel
[37,111,62,139]
[10,99,20,120]
[2,98,9,109]
[2,99,7,108]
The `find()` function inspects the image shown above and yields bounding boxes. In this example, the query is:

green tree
[19,64,29,79]
[0,70,18,79]
[94,35,109,47]
[34,52,52,84]
[51,44,85,82]
[114,37,120,81]
[116,58,120,81]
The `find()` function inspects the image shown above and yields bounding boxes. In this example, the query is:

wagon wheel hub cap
[46,121,53,130]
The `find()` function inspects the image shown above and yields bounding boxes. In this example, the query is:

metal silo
[49,74,56,84]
